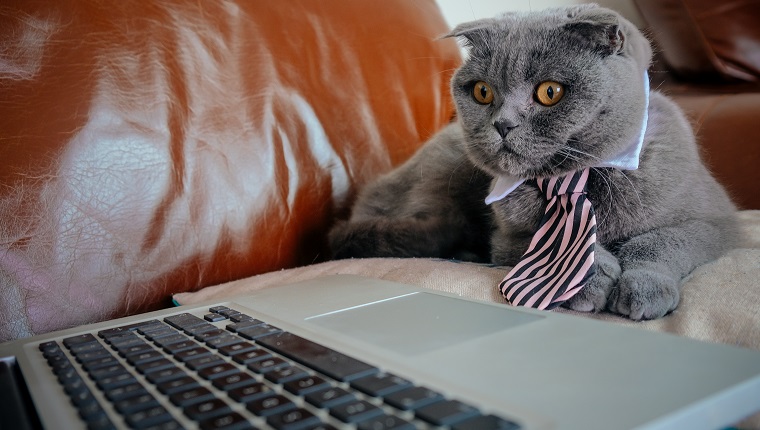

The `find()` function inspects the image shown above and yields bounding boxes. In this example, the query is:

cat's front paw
[607,269,680,320]
[563,249,621,313]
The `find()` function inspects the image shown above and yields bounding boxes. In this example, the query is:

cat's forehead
[461,24,587,77]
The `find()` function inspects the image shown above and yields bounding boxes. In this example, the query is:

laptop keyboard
[38,305,521,430]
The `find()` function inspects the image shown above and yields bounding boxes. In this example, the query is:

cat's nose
[493,120,518,138]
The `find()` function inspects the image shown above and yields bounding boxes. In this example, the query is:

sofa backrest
[0,0,461,340]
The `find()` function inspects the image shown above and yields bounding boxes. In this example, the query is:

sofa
[1,0,759,410]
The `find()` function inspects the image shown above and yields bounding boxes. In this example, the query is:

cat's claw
[563,249,620,313]
[563,271,616,312]
[606,269,680,320]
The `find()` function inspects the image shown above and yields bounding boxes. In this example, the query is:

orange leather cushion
[0,0,460,340]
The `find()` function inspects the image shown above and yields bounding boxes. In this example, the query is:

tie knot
[535,168,590,199]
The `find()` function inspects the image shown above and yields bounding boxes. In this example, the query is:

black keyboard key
[384,386,444,411]
[357,415,415,430]
[75,349,112,364]
[69,342,106,356]
[219,342,257,357]
[136,321,167,332]
[204,313,227,322]
[227,382,275,404]
[126,350,164,366]
[169,386,215,407]
[153,334,188,348]
[199,411,254,430]
[113,392,160,415]
[185,355,226,371]
[184,398,232,421]
[236,324,282,340]
[62,375,89,396]
[70,386,98,409]
[104,382,148,402]
[264,365,309,384]
[304,387,355,409]
[49,356,72,375]
[102,331,140,346]
[164,313,206,330]
[246,394,296,417]
[209,306,230,314]
[329,399,384,423]
[81,356,120,372]
[229,314,255,323]
[108,335,144,349]
[78,399,106,420]
[145,366,187,385]
[267,408,321,430]
[257,332,378,382]
[124,405,173,429]
[96,372,137,391]
[212,371,257,391]
[195,328,227,342]
[198,362,239,380]
[351,373,412,397]
[206,334,243,349]
[44,350,68,364]
[185,323,219,336]
[56,366,81,386]
[157,375,200,395]
[89,364,128,381]
[415,399,479,426]
[116,342,152,357]
[63,333,98,348]
[39,340,61,355]
[174,346,212,362]
[84,412,115,430]
[163,339,199,354]
[451,414,522,430]
[247,357,288,374]
[231,348,271,364]
[283,375,331,396]
[136,358,176,375]
[216,309,242,318]
[225,320,264,333]
[142,327,176,341]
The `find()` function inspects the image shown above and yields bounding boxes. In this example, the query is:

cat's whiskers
[589,167,616,224]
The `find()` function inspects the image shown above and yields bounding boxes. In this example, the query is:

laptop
[1,274,759,430]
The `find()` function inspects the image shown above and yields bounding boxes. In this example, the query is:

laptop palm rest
[306,292,543,355]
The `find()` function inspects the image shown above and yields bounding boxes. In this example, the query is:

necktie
[499,168,597,310]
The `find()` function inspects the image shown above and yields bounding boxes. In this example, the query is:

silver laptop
[2,274,759,430]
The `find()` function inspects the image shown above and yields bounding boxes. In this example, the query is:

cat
[328,4,739,320]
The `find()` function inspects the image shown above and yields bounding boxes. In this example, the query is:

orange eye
[535,81,564,106]
[473,81,494,104]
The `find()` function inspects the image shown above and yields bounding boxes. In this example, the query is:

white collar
[485,71,650,205]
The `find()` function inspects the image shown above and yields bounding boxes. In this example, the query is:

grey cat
[329,4,738,320]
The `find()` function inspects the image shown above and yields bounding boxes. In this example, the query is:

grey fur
[329,5,738,320]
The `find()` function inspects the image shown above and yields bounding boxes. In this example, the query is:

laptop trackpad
[307,292,542,356]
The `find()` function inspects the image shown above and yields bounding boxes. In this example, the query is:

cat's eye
[472,81,494,105]
[535,81,564,106]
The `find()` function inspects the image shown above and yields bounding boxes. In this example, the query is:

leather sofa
[0,0,460,341]
[635,0,760,210]
[1,2,759,403]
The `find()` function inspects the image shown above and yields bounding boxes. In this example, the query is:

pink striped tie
[499,168,597,310]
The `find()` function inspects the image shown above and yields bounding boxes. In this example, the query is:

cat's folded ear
[442,18,499,50]
[562,8,625,56]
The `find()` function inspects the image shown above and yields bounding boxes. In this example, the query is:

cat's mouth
[491,138,559,178]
